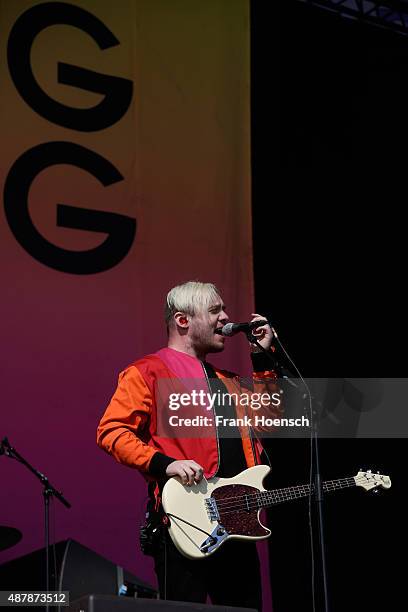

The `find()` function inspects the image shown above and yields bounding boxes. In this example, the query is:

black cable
[164,530,167,601]
[165,513,216,539]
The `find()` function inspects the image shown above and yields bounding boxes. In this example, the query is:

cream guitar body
[162,465,270,560]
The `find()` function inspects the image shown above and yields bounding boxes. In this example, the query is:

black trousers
[153,530,262,611]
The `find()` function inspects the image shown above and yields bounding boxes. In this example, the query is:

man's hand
[165,460,204,486]
[249,313,275,352]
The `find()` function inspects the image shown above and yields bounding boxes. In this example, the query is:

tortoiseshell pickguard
[211,484,268,537]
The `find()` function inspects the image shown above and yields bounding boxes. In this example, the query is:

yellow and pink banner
[0,0,270,607]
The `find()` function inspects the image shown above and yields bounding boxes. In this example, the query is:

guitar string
[213,480,365,512]
[217,482,356,508]
[210,477,381,514]
[212,484,382,515]
[214,490,351,515]
[210,476,380,507]
[212,487,354,515]
[213,491,351,514]
[209,477,358,507]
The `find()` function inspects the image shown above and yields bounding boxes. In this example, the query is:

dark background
[251,2,404,610]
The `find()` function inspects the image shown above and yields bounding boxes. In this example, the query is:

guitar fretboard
[256,477,356,509]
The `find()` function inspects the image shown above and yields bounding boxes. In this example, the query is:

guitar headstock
[354,470,391,492]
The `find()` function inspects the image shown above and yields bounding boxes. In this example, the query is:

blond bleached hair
[165,281,221,326]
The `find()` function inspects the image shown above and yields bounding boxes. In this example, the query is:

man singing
[97,281,279,610]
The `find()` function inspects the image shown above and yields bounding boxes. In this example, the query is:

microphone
[215,320,269,337]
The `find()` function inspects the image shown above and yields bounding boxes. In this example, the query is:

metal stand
[248,329,330,612]
[1,437,71,610]
[311,418,329,612]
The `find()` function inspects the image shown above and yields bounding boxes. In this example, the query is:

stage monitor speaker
[69,595,257,612]
[0,539,157,604]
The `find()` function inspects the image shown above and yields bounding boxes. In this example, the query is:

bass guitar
[161,465,391,559]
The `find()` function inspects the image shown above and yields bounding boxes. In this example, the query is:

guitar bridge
[199,525,229,554]
[204,497,220,522]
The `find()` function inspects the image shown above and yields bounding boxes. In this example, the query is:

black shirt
[202,361,248,478]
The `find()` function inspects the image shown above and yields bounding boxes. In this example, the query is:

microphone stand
[0,437,71,610]
[248,330,330,612]
[311,416,330,612]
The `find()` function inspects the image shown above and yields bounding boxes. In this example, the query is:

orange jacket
[97,348,279,480]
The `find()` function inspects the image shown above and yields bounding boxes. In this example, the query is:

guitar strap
[202,361,248,478]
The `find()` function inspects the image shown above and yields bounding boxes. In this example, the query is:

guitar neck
[258,477,356,509]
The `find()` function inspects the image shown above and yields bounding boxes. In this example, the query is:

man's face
[189,295,229,355]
